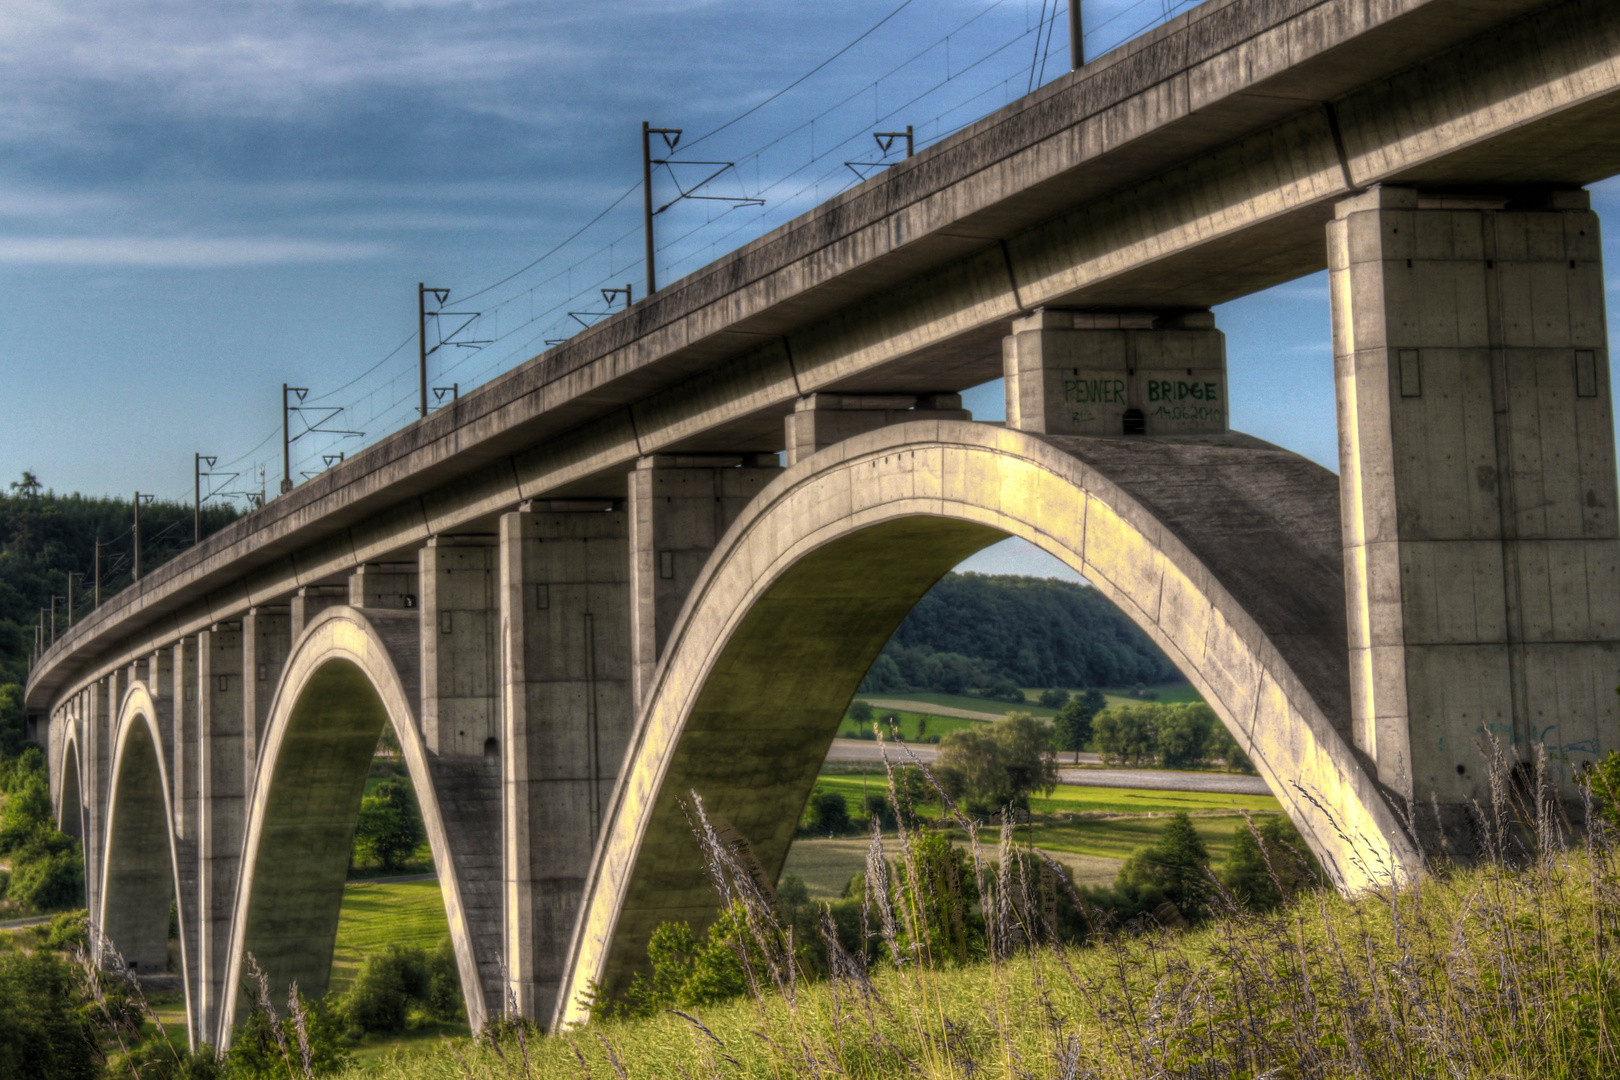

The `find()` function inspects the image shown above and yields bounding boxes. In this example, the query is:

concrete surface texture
[23,0,1620,1048]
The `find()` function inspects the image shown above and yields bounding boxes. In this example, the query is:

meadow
[327,759,1620,1080]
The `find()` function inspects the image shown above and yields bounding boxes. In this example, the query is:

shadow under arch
[556,420,1420,1027]
[100,683,194,1046]
[220,606,489,1045]
[56,727,84,841]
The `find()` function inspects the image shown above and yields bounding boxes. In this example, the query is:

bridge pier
[628,454,782,707]
[196,623,245,1044]
[242,607,291,785]
[1329,185,1620,842]
[171,635,202,1045]
[1002,309,1227,437]
[498,503,632,1020]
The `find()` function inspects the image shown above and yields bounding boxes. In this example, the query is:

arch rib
[100,681,195,1049]
[556,420,1418,1028]
[220,605,491,1045]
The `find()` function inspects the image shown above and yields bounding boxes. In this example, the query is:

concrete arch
[99,683,193,1044]
[557,420,1419,1026]
[56,727,84,841]
[220,606,489,1043]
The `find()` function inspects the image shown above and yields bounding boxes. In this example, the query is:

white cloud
[0,235,389,266]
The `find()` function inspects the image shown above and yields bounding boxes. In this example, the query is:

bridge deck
[29,0,1620,709]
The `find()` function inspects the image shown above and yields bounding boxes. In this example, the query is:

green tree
[1156,703,1216,769]
[1116,811,1213,922]
[0,949,97,1080]
[1221,815,1322,911]
[938,712,1057,813]
[847,700,874,732]
[1092,704,1159,766]
[1038,687,1070,709]
[353,778,426,871]
[807,791,850,835]
[1053,689,1106,763]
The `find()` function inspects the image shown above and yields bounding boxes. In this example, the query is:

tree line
[859,573,1180,697]
[0,473,240,686]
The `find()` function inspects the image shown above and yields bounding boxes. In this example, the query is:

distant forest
[0,474,240,689]
[861,572,1180,695]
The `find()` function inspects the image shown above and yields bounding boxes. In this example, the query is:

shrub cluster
[338,939,463,1036]
[0,746,84,912]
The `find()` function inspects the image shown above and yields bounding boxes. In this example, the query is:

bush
[231,992,349,1079]
[1091,705,1159,766]
[0,948,97,1080]
[342,939,463,1035]
[7,836,83,911]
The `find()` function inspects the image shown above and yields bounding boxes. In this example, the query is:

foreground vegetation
[325,744,1620,1079]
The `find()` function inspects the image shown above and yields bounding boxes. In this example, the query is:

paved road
[0,914,51,931]
[824,739,1271,795]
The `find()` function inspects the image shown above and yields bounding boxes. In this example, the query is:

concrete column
[84,679,106,925]
[420,538,497,756]
[628,455,782,706]
[499,502,631,1020]
[289,584,347,640]
[170,635,202,1045]
[196,623,244,1044]
[1329,185,1620,820]
[1003,309,1227,436]
[241,606,291,786]
[350,563,421,611]
[783,393,971,466]
[149,647,175,772]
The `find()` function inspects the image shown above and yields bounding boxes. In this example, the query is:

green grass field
[791,770,1283,898]
[329,879,453,996]
[836,709,983,740]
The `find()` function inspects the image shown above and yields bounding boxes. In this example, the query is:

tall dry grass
[350,739,1619,1079]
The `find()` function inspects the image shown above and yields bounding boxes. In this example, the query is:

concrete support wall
[420,539,498,756]
[1003,310,1227,436]
[783,394,970,466]
[1330,185,1620,819]
[242,608,291,785]
[351,564,421,612]
[196,624,244,1042]
[499,503,631,1020]
[417,536,505,1015]
[290,585,347,639]
[629,457,782,706]
[171,635,201,1044]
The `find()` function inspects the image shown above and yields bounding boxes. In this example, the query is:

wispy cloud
[0,235,389,266]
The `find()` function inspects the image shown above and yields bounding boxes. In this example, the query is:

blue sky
[2,0,1618,580]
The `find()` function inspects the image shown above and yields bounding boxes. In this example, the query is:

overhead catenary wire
[223,0,1200,502]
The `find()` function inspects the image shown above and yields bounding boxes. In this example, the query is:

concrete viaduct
[27,0,1620,1047]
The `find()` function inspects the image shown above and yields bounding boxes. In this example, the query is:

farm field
[853,681,1200,722]
[789,769,1283,900]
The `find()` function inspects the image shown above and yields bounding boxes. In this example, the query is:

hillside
[861,572,1179,695]
[0,473,240,691]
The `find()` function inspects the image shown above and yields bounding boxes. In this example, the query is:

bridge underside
[558,422,1417,1023]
